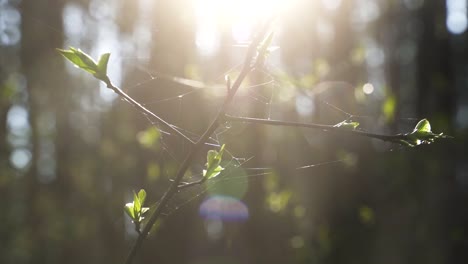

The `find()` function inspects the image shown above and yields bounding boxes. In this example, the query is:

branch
[224,115,408,143]
[56,48,194,144]
[123,23,272,264]
[104,82,195,144]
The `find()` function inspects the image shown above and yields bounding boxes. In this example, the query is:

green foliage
[358,206,375,225]
[57,47,110,83]
[267,190,292,213]
[399,119,451,147]
[0,79,17,102]
[382,94,396,122]
[203,144,225,180]
[414,118,431,132]
[333,120,360,130]
[137,127,161,149]
[124,189,150,233]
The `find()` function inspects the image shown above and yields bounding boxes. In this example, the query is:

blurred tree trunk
[417,1,456,118]
[0,56,13,263]
[20,0,68,262]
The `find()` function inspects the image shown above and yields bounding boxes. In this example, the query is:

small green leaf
[57,47,111,83]
[94,53,111,82]
[139,207,150,222]
[413,118,431,133]
[137,189,146,207]
[57,47,98,74]
[58,49,88,69]
[124,203,136,220]
[398,119,451,147]
[97,53,110,75]
[204,165,224,180]
[204,145,226,180]
[133,191,141,216]
[333,120,359,130]
[206,150,217,168]
[212,165,224,177]
[218,144,225,156]
[71,47,98,70]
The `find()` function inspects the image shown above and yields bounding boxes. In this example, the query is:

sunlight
[192,0,290,55]
[194,0,288,24]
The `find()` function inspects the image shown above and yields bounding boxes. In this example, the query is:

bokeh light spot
[290,235,305,249]
[446,0,468,34]
[199,195,249,222]
[10,148,31,170]
[362,83,374,94]
[447,12,468,34]
[321,0,342,10]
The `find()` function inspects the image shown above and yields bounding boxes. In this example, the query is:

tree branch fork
[109,29,434,264]
[60,23,448,264]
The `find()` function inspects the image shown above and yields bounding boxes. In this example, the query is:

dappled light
[0,0,465,264]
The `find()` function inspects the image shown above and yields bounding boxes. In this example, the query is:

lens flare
[199,195,249,221]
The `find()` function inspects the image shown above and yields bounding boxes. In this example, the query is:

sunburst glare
[192,0,291,55]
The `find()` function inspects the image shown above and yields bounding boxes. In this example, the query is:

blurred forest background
[1,0,467,263]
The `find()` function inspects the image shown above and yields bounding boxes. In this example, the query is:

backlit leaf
[398,119,451,147]
[124,203,136,220]
[133,191,141,216]
[137,189,146,207]
[413,118,431,133]
[57,47,111,83]
[333,120,359,130]
[204,144,225,180]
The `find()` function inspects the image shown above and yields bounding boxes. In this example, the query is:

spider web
[121,60,359,219]
[36,15,415,226]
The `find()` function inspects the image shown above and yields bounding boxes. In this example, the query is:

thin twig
[105,81,195,144]
[177,177,206,190]
[223,115,407,143]
[123,23,272,264]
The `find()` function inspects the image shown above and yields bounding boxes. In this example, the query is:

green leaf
[94,53,111,82]
[204,144,225,180]
[57,49,88,69]
[398,119,451,147]
[333,120,359,130]
[57,47,111,83]
[413,118,431,133]
[139,207,150,222]
[206,150,217,168]
[217,144,225,160]
[97,53,110,75]
[133,191,141,217]
[125,190,149,228]
[57,47,98,74]
[204,165,224,180]
[124,203,136,220]
[137,189,146,207]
